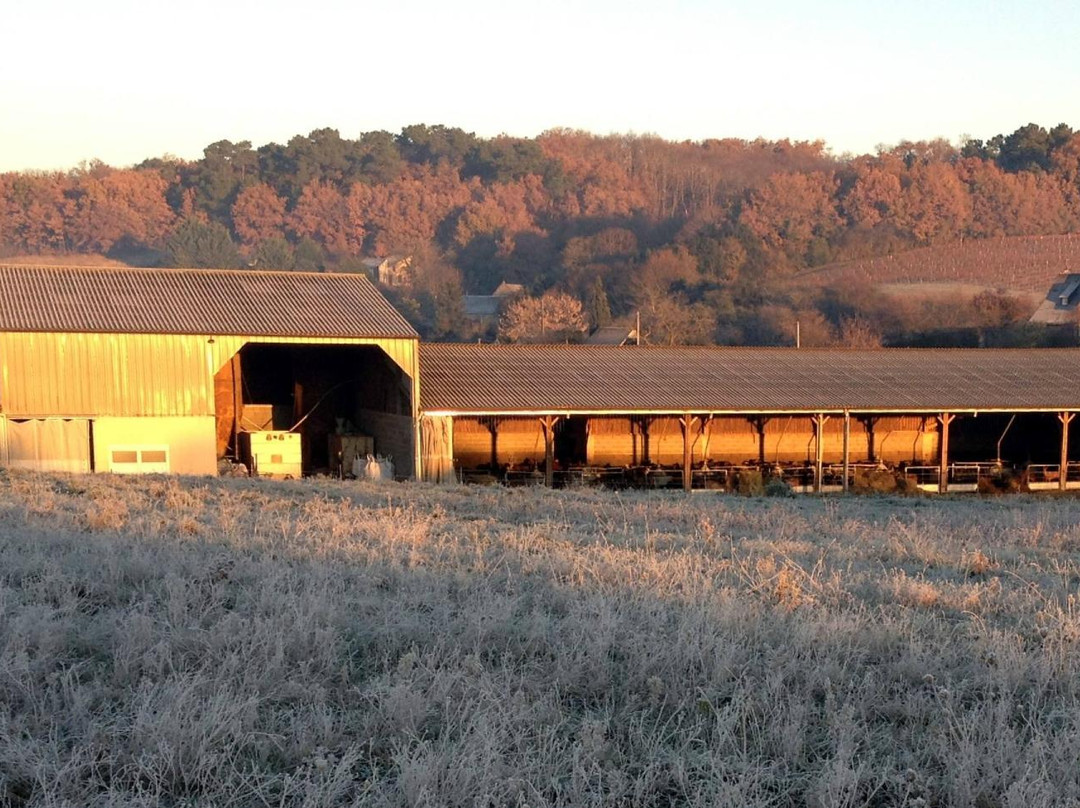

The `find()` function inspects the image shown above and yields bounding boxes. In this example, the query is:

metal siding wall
[0,332,213,417]
[1,332,418,419]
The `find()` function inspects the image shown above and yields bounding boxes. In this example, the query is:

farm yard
[2,473,1080,806]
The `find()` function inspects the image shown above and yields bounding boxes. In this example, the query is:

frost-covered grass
[2,472,1080,807]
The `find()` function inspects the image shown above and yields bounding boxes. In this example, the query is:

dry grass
[2,472,1080,806]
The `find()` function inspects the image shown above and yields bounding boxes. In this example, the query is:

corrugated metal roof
[0,264,418,339]
[420,343,1080,413]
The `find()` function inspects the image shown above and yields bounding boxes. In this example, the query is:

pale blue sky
[2,0,1077,172]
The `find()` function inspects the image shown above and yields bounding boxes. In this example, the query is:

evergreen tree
[586,276,612,329]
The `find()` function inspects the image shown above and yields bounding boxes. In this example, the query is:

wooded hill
[3,122,1079,345]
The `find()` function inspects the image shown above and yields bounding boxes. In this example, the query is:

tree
[289,180,363,256]
[252,237,295,270]
[997,124,1053,173]
[637,289,715,345]
[193,140,257,219]
[740,171,842,264]
[586,276,612,329]
[836,317,883,348]
[231,183,287,246]
[166,218,242,268]
[64,169,174,252]
[498,290,587,343]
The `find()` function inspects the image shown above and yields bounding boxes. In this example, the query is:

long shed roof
[0,264,418,339]
[420,343,1080,414]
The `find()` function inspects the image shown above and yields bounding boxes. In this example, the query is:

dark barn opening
[215,343,415,477]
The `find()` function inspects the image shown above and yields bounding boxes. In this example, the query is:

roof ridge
[0,263,371,281]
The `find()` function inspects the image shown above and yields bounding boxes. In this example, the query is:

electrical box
[240,431,302,478]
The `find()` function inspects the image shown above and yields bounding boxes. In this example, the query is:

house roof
[585,325,638,345]
[419,343,1080,414]
[1030,272,1080,324]
[0,264,418,339]
[463,296,502,318]
[492,282,525,297]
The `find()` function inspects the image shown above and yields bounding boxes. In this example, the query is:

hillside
[797,234,1080,293]
[4,121,1080,344]
[3,472,1080,805]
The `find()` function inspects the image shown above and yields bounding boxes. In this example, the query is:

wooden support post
[230,352,243,459]
[938,413,955,493]
[640,417,653,465]
[749,416,768,466]
[812,414,828,493]
[485,417,500,472]
[1060,412,1075,492]
[540,416,559,487]
[858,415,879,462]
[842,411,851,493]
[680,413,694,492]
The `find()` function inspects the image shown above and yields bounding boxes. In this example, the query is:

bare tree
[499,290,588,343]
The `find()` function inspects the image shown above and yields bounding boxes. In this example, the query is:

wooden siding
[0,332,416,418]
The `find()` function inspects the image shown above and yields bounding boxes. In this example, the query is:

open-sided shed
[419,344,1080,492]
[0,265,420,476]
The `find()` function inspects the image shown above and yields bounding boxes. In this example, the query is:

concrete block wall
[356,409,415,478]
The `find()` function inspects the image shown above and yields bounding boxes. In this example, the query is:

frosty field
[2,472,1080,807]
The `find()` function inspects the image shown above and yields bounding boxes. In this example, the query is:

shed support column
[230,352,243,459]
[680,413,694,492]
[540,416,560,488]
[812,414,828,493]
[485,417,501,473]
[1060,412,1075,492]
[842,411,851,493]
[938,413,955,493]
[641,417,653,466]
[749,417,768,467]
[858,416,879,463]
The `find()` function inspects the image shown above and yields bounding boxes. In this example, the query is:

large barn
[0,265,420,477]
[418,343,1080,492]
[5,264,1080,494]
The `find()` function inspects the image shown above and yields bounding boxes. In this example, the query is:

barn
[0,264,420,477]
[418,344,1080,492]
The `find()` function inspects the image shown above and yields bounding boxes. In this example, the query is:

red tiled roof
[419,343,1080,414]
[0,264,418,339]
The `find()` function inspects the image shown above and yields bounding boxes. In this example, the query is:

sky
[2,0,1078,173]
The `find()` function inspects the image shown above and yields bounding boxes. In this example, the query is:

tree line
[2,122,1078,344]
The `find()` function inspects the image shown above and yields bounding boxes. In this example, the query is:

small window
[109,445,170,474]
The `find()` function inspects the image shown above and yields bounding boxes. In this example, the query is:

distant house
[462,281,526,328]
[363,255,414,288]
[1030,273,1080,325]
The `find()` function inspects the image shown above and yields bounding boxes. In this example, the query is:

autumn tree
[740,171,842,266]
[231,183,287,247]
[289,180,363,256]
[64,169,174,252]
[498,290,587,343]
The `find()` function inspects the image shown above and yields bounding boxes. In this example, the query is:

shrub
[764,477,795,497]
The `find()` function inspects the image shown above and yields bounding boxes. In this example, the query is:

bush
[978,468,1021,495]
[764,477,796,497]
